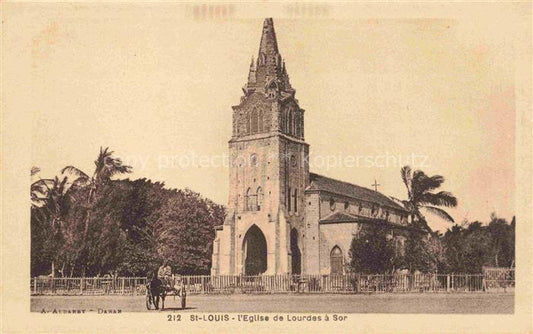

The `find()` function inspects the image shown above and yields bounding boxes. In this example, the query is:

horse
[147,277,166,310]
[146,275,186,310]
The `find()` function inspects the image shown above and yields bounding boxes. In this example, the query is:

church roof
[307,173,407,212]
[320,211,360,223]
[320,211,416,231]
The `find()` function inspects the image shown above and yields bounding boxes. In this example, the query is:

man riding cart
[158,260,173,287]
[147,260,186,310]
[157,260,183,296]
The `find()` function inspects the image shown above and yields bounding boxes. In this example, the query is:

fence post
[121,277,125,295]
[446,274,450,292]
[80,278,84,295]
[451,274,454,291]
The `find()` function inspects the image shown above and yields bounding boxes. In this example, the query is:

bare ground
[31,293,513,314]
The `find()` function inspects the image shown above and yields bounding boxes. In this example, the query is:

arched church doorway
[242,225,267,275]
[290,228,301,274]
[330,246,343,275]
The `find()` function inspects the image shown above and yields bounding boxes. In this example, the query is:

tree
[487,213,514,268]
[31,166,55,208]
[348,223,395,274]
[400,166,458,232]
[30,175,71,276]
[30,151,226,277]
[403,233,431,272]
[441,218,514,274]
[62,147,132,204]
[61,147,132,276]
[130,188,225,275]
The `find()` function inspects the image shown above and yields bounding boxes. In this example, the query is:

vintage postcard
[1,1,532,333]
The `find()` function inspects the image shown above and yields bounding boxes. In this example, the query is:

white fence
[31,272,514,296]
[31,277,148,296]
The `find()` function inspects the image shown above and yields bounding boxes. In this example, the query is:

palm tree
[61,147,131,276]
[400,165,458,231]
[31,167,54,208]
[62,147,132,204]
[31,172,71,277]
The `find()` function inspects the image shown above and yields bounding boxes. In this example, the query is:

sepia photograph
[1,1,532,333]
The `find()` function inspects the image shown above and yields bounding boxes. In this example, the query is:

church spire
[258,18,279,60]
[244,18,293,96]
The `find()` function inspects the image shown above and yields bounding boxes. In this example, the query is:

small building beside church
[211,18,412,276]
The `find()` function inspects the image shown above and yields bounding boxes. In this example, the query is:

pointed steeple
[244,18,294,96]
[258,18,279,61]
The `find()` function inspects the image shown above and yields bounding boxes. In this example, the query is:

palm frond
[31,166,41,176]
[62,166,90,180]
[58,176,69,193]
[423,205,455,223]
[108,160,132,176]
[420,191,458,207]
[31,197,48,206]
[411,170,429,198]
[31,178,54,191]
[419,174,445,192]
[96,151,132,180]
[400,165,412,198]
[95,147,113,168]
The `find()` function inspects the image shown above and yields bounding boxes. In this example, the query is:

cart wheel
[181,290,186,309]
[146,292,153,310]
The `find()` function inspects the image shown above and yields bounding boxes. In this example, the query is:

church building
[211,18,412,276]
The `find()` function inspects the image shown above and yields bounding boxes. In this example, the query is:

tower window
[288,110,294,136]
[293,189,298,213]
[287,187,291,212]
[257,187,264,211]
[250,108,259,134]
[267,88,277,99]
[285,107,293,134]
[344,201,349,211]
[245,115,251,134]
[296,112,301,137]
[245,187,259,212]
[293,112,298,136]
[258,109,264,132]
[245,188,252,211]
[290,155,297,167]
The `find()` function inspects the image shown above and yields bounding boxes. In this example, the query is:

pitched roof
[307,173,407,212]
[320,212,359,223]
[319,211,418,231]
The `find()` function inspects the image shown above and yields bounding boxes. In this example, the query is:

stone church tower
[211,18,309,275]
[212,18,411,277]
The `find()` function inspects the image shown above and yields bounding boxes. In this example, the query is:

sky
[12,3,520,231]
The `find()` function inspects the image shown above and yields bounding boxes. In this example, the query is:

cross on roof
[372,179,380,192]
